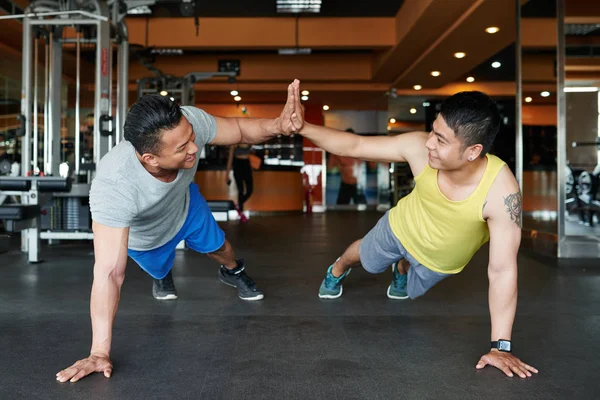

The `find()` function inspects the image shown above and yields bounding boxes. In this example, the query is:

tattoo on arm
[503,192,523,228]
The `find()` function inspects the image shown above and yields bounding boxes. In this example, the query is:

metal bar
[75,30,81,174]
[45,31,52,174]
[40,231,94,240]
[117,38,129,144]
[0,10,109,21]
[515,0,523,191]
[59,38,119,44]
[48,30,63,176]
[20,17,33,256]
[107,43,113,151]
[94,10,111,167]
[33,36,39,174]
[29,19,100,26]
[21,18,32,177]
[43,35,49,175]
[557,0,566,256]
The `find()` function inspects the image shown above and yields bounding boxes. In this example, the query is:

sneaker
[218,260,264,301]
[318,264,351,299]
[152,271,178,300]
[387,262,409,299]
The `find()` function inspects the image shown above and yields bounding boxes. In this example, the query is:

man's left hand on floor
[476,350,538,378]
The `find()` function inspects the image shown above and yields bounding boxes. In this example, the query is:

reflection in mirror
[519,0,559,252]
[564,27,600,238]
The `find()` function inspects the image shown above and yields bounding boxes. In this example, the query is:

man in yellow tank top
[293,90,537,379]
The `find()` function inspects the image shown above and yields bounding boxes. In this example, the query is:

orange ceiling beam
[372,0,474,82]
[392,0,516,90]
[520,19,556,48]
[126,17,394,49]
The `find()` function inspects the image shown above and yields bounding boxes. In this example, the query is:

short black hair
[439,91,501,156]
[123,94,182,155]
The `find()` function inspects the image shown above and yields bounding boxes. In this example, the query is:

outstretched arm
[300,123,428,163]
[476,167,538,378]
[56,223,129,383]
[210,80,304,145]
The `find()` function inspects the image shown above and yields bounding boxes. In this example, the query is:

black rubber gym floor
[1,211,599,399]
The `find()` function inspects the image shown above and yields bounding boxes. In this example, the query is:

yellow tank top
[388,154,506,274]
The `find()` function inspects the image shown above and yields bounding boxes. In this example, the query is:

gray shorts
[359,211,450,299]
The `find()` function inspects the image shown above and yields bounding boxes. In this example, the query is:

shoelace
[237,271,257,290]
[159,275,175,290]
[324,272,340,289]
[393,270,406,288]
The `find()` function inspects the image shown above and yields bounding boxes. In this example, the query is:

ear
[466,144,483,161]
[141,153,160,167]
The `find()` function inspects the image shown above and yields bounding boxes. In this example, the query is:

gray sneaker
[219,260,264,301]
[152,271,178,300]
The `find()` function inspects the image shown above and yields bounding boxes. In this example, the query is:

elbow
[94,264,126,287]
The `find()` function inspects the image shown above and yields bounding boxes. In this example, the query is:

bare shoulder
[393,131,429,174]
[484,165,522,227]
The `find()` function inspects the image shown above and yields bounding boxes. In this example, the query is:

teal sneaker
[387,262,409,299]
[318,265,351,299]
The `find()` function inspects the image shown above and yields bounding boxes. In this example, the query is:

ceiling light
[234,96,242,101]
[525,97,532,103]
[277,0,322,14]
[423,101,430,107]
[302,90,310,96]
[170,97,175,101]
[486,26,500,34]
[466,77,475,83]
[454,52,466,59]
[389,118,396,124]
[278,48,312,55]
[323,105,329,111]
[491,61,501,68]
[230,90,239,96]
[150,48,183,56]
[541,91,550,97]
[563,87,599,92]
[159,90,168,96]
[413,85,422,91]
[387,126,391,131]
[410,108,417,114]
[431,71,441,77]
[301,95,309,101]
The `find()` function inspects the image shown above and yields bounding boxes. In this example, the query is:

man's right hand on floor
[56,353,113,383]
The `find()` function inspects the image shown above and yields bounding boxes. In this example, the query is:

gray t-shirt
[89,106,217,251]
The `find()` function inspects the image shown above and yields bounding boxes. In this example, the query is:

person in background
[327,128,365,205]
[226,143,254,222]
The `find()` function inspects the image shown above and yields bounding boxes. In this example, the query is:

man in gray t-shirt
[57,80,304,384]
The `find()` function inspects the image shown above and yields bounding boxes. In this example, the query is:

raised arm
[56,222,130,383]
[210,80,303,146]
[299,123,428,164]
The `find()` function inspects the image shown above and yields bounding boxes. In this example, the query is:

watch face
[498,341,511,351]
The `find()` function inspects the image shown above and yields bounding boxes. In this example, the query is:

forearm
[488,265,518,341]
[299,122,359,157]
[89,268,124,357]
[236,118,282,144]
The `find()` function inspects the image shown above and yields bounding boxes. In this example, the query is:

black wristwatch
[491,339,512,353]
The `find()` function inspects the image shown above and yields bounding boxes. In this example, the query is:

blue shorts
[128,183,225,279]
